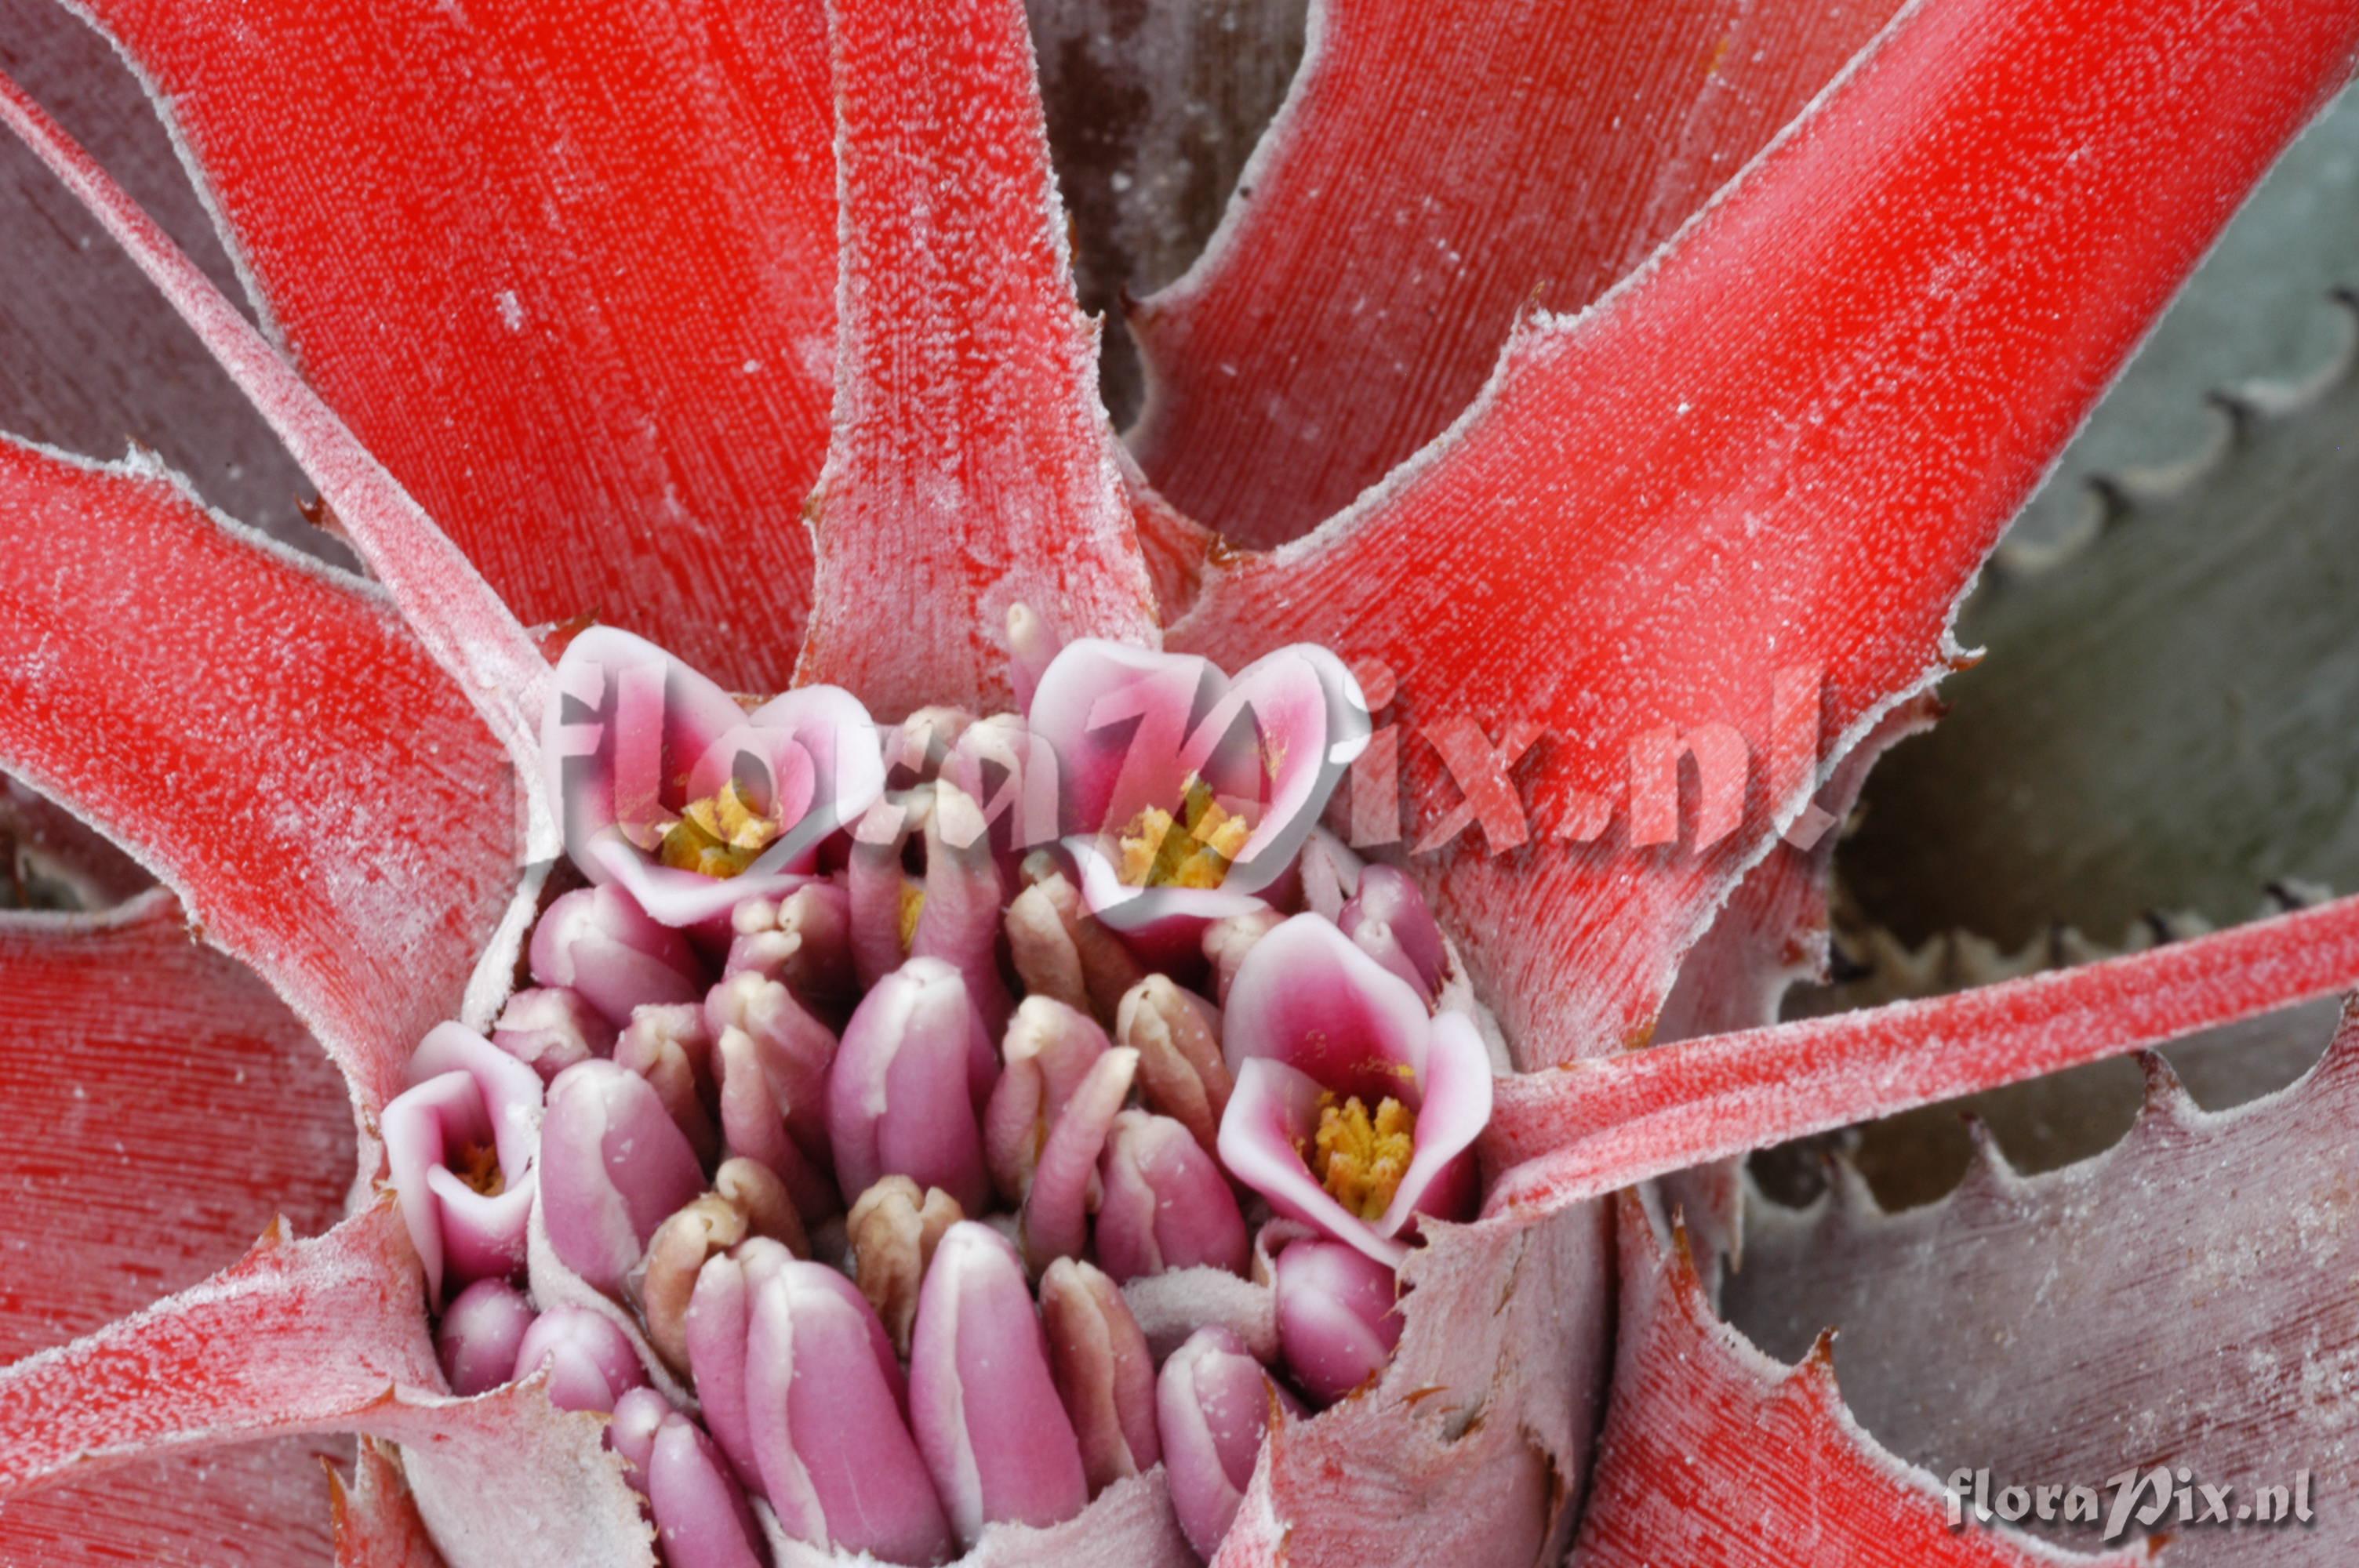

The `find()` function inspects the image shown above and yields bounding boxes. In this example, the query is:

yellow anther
[898,880,928,951]
[1307,1093,1415,1221]
[1115,777,1254,890]
[454,1140,506,1198]
[656,778,781,879]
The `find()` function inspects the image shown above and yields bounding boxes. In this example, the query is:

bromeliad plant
[2,0,2358,1565]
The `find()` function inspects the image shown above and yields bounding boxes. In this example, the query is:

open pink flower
[1030,639,1369,956]
[1216,916,1492,1266]
[545,626,884,928]
[383,1022,545,1300]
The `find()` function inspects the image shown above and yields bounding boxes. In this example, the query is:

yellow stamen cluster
[898,880,928,951]
[656,779,780,880]
[1116,777,1253,889]
[1307,1093,1415,1221]
[454,1140,506,1198]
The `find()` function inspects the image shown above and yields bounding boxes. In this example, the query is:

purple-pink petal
[1156,1326,1289,1560]
[434,1278,537,1397]
[908,1221,1088,1544]
[826,958,994,1212]
[1272,1239,1403,1403]
[513,1304,650,1413]
[1095,1110,1249,1283]
[529,885,707,1026]
[540,1058,707,1295]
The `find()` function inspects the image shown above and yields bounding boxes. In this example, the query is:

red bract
[1,0,2356,1563]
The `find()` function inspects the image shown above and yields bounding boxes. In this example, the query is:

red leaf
[0,891,351,1363]
[1176,0,2359,1070]
[58,0,839,690]
[332,1439,445,1568]
[794,0,1159,716]
[0,72,555,795]
[0,1435,347,1566]
[1484,891,2359,1214]
[0,441,524,1109]
[0,1203,435,1491]
[1131,0,1903,547]
[1568,1192,2147,1566]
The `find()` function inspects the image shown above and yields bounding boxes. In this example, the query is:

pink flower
[1030,638,1369,957]
[545,626,885,928]
[1217,916,1492,1266]
[382,1022,544,1299]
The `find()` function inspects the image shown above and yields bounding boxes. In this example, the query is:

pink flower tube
[543,626,885,927]
[1216,915,1492,1267]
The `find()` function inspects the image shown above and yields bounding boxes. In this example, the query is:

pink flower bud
[1272,1239,1404,1403]
[512,1304,649,1413]
[723,880,854,1021]
[648,1409,765,1568]
[1339,862,1447,1002]
[531,885,706,1026]
[383,1023,543,1299]
[540,1059,707,1296]
[614,1003,718,1163]
[711,1025,834,1220]
[704,970,838,1173]
[1157,1327,1292,1560]
[850,783,1012,1029]
[1006,855,1144,1022]
[489,985,613,1082]
[826,958,994,1213]
[1038,1258,1159,1494]
[982,996,1110,1203]
[1095,1110,1249,1283]
[1020,1046,1137,1272]
[909,1222,1089,1544]
[434,1277,536,1396]
[1201,908,1281,1006]
[607,1385,670,1494]
[727,1250,954,1563]
[1114,975,1230,1155]
[1296,828,1361,922]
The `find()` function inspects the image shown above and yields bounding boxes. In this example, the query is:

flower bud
[982,996,1110,1203]
[607,1385,670,1494]
[384,1023,543,1299]
[1338,863,1446,1002]
[531,885,707,1026]
[1202,908,1282,1006]
[851,785,1012,1029]
[1007,855,1144,1022]
[1020,1046,1137,1272]
[541,1060,707,1296]
[704,970,838,1168]
[909,1222,1089,1544]
[649,1408,766,1568]
[825,958,994,1213]
[723,880,854,1020]
[1296,828,1361,922]
[637,1193,751,1375]
[489,985,612,1082]
[1038,1258,1159,1494]
[512,1304,649,1413]
[728,1251,954,1563]
[614,1003,718,1163]
[1157,1327,1291,1560]
[1272,1239,1404,1403]
[434,1277,536,1396]
[845,1175,963,1354]
[1114,975,1230,1155]
[1095,1110,1249,1283]
[713,1156,805,1251]
[712,1025,834,1220]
